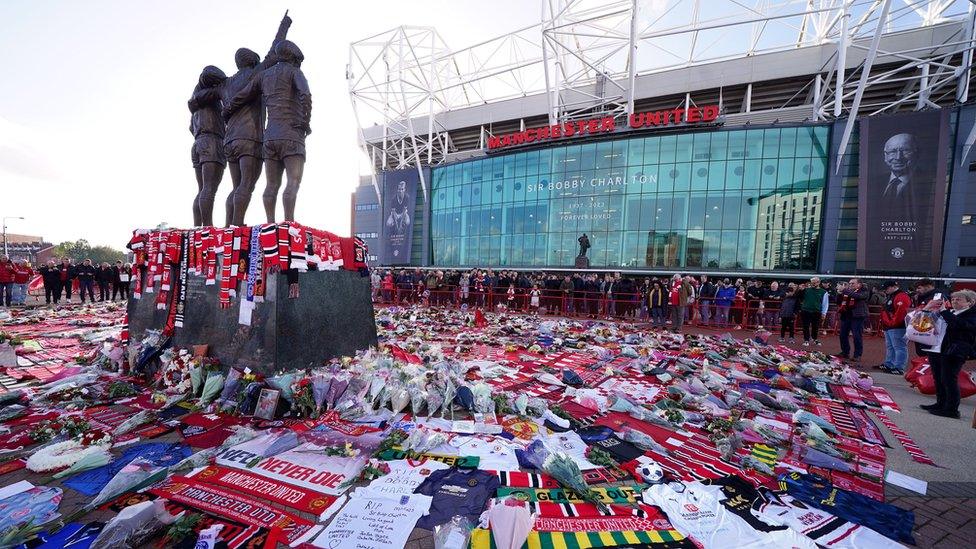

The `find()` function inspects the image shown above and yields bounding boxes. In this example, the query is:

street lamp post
[2,216,25,258]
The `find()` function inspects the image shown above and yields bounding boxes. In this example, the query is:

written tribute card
[312,492,432,549]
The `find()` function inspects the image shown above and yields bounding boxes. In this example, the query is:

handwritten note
[312,492,432,549]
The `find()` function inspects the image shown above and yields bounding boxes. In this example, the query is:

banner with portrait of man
[380,168,421,265]
[857,110,949,273]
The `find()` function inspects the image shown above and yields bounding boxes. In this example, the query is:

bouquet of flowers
[291,376,316,418]
[116,410,156,435]
[159,349,194,395]
[542,452,607,513]
[29,416,92,444]
[199,373,225,406]
[107,381,139,399]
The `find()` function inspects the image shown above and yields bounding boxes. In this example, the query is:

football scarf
[376,449,479,469]
[871,409,937,466]
[260,224,278,269]
[492,470,561,488]
[174,232,190,328]
[288,224,308,271]
[807,399,886,446]
[523,501,659,519]
[132,264,143,300]
[496,486,642,504]
[106,492,267,549]
[193,465,340,518]
[150,476,321,546]
[239,226,261,326]
[0,459,25,477]
[469,528,692,549]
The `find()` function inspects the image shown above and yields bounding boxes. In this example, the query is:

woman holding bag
[920,290,976,418]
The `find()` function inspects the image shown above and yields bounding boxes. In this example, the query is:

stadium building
[348,0,976,278]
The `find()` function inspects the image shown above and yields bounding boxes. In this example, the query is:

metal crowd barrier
[367,283,885,337]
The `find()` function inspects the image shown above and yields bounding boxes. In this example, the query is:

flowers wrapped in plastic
[268,372,299,403]
[312,374,332,413]
[409,381,428,417]
[51,446,112,479]
[486,498,534,549]
[199,372,225,406]
[542,451,607,513]
[88,458,172,510]
[27,440,111,473]
[116,410,156,435]
[621,427,671,456]
[403,426,448,454]
[90,499,178,549]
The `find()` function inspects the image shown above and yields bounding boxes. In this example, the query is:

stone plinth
[127,268,378,375]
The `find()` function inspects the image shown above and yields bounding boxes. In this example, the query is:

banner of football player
[857,110,949,273]
[380,168,422,265]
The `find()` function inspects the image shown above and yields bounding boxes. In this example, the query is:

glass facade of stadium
[429,124,829,271]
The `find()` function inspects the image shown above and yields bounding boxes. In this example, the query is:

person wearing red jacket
[876,280,912,374]
[0,256,14,307]
[11,260,33,306]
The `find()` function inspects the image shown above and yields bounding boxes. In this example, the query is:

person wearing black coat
[920,290,976,418]
[112,261,132,301]
[38,260,61,304]
[74,259,97,303]
[95,262,114,302]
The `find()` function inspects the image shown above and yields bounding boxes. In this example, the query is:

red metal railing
[369,283,885,336]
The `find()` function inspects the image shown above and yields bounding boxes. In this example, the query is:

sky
[0,0,536,250]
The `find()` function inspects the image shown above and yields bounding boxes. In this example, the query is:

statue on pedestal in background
[221,12,292,226]
[576,233,591,269]
[224,38,312,223]
[188,66,228,227]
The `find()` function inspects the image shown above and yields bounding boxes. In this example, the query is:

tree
[50,239,125,265]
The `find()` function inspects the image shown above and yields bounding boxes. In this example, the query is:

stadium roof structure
[348,0,976,198]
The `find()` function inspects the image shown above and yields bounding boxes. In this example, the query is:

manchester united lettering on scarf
[174,231,190,328]
[149,476,321,546]
[192,465,340,519]
[375,449,480,469]
[496,485,642,504]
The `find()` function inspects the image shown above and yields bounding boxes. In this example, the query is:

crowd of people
[0,256,133,307]
[370,268,941,337]
[0,255,35,307]
[372,268,976,421]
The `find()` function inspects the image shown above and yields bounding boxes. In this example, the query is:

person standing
[919,290,976,418]
[95,262,113,302]
[113,262,132,301]
[698,275,715,326]
[75,259,97,304]
[876,280,912,374]
[668,274,693,333]
[56,258,75,303]
[764,280,785,328]
[797,276,828,346]
[779,285,799,343]
[911,278,939,358]
[11,260,33,306]
[836,278,869,362]
[715,279,735,328]
[39,260,60,305]
[648,280,665,328]
[0,256,14,307]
